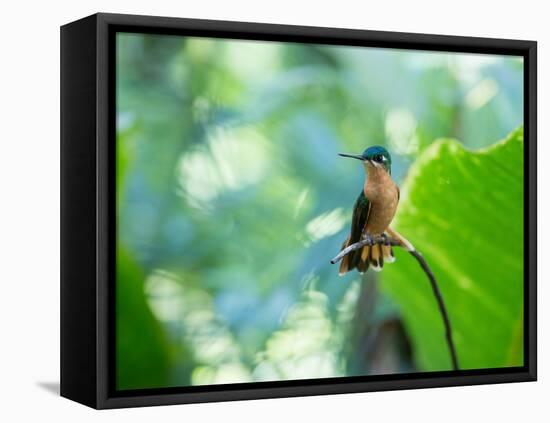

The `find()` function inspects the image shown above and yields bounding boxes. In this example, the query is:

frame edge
[60,13,100,409]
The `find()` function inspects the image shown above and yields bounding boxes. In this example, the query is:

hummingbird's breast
[363,168,399,235]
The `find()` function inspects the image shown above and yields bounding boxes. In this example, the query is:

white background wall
[1,0,546,421]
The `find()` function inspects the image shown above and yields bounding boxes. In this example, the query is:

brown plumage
[338,159,400,275]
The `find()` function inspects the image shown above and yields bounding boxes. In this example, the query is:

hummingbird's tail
[338,234,396,275]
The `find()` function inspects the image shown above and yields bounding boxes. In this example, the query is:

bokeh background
[115,32,524,390]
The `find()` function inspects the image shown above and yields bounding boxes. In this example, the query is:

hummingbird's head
[339,145,392,174]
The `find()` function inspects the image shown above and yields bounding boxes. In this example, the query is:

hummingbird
[337,146,406,275]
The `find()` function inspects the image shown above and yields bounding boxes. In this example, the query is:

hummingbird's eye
[375,154,384,162]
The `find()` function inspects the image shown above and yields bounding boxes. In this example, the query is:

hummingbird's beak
[338,153,365,161]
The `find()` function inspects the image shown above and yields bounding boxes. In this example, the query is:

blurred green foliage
[116,249,175,389]
[115,32,524,390]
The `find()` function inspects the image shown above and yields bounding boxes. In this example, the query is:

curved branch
[331,237,459,371]
[330,235,400,265]
[408,250,459,371]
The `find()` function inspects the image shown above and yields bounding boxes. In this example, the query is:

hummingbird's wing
[349,191,371,244]
[338,191,371,275]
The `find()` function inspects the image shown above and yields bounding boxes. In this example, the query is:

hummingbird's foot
[361,233,375,246]
[381,233,390,245]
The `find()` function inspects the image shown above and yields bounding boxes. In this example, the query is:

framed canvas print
[60,13,537,409]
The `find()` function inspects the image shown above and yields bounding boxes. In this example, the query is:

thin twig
[408,250,459,370]
[331,237,460,371]
[330,236,400,265]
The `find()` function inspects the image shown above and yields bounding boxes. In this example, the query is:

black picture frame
[60,12,537,409]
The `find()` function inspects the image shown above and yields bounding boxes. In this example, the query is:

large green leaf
[381,127,524,371]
